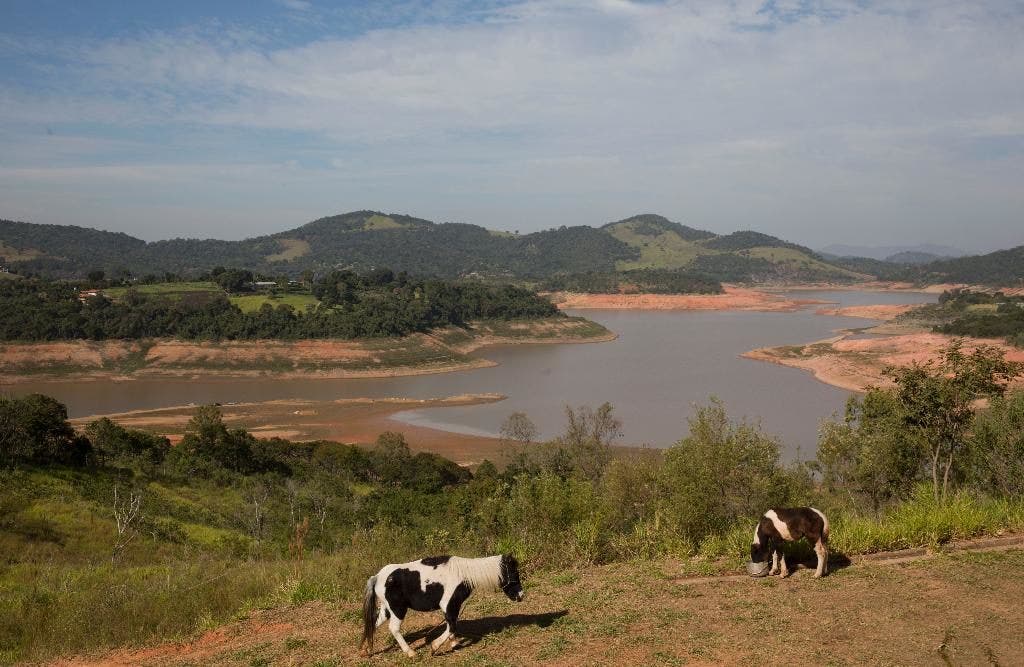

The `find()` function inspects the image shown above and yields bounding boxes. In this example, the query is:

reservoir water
[5,290,936,459]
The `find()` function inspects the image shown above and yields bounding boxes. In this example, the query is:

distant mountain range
[818,243,967,262]
[1,211,1020,286]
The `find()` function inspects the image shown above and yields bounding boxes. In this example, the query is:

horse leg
[432,583,471,654]
[387,614,415,658]
[769,542,780,576]
[814,538,828,578]
[430,591,455,654]
[779,550,790,578]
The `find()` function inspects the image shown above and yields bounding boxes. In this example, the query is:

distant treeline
[0,270,559,341]
[541,268,723,294]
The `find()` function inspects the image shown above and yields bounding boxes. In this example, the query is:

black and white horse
[361,554,524,657]
[750,507,830,578]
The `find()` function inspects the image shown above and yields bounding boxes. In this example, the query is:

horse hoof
[405,649,416,658]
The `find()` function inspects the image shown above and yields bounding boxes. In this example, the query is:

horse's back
[769,506,827,541]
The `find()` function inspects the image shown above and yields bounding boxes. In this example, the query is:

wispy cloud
[0,1,1022,249]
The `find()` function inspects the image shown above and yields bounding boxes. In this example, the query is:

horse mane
[449,555,502,591]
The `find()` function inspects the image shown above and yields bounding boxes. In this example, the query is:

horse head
[499,554,524,601]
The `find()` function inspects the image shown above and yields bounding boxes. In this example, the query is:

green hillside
[599,216,863,281]
[896,245,1024,286]
[0,219,145,278]
[1,210,870,284]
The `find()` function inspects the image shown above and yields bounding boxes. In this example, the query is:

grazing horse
[750,507,830,578]
[361,554,524,657]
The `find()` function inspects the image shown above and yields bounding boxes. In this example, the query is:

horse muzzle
[516,591,525,602]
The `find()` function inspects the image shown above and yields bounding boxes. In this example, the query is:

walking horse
[361,554,524,657]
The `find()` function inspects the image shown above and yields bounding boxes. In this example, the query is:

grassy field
[0,241,42,262]
[363,214,406,230]
[606,221,707,271]
[746,246,865,280]
[264,239,311,262]
[102,281,223,299]
[4,459,1023,666]
[39,548,1024,666]
[229,292,321,313]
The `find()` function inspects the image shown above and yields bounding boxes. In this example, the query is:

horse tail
[361,575,378,654]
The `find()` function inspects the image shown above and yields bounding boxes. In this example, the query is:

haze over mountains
[819,244,968,262]
[1,212,1021,286]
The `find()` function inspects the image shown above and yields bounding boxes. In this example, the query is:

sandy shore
[550,286,825,311]
[69,394,511,466]
[0,318,615,385]
[745,332,1024,393]
[70,394,659,467]
[814,303,918,320]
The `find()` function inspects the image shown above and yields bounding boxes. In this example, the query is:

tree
[0,394,92,467]
[178,404,256,473]
[500,412,538,447]
[963,390,1024,497]
[660,399,807,542]
[555,402,621,482]
[816,390,927,513]
[884,340,1021,502]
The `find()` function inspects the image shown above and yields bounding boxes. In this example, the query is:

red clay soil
[69,395,510,466]
[745,332,1024,393]
[550,286,823,312]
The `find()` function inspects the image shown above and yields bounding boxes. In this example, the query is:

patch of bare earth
[0,340,137,368]
[58,547,1024,666]
[745,332,1024,392]
[550,286,823,312]
[68,395,509,466]
[1,319,612,384]
[815,303,917,320]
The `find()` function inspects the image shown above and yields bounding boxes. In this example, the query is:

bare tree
[559,402,622,482]
[112,485,142,563]
[500,412,539,447]
[244,483,270,550]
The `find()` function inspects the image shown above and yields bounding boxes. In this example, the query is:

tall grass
[685,486,1024,568]
[0,523,430,665]
[829,486,1024,555]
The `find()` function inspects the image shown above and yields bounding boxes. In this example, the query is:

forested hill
[3,211,868,283]
[895,245,1024,286]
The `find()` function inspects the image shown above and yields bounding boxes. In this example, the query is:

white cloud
[276,0,313,11]
[0,1,1022,249]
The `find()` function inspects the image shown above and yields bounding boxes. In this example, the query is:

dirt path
[57,537,1024,666]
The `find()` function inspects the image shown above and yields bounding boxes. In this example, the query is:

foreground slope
[62,549,1024,666]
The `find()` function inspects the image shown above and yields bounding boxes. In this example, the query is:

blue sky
[1,0,1022,252]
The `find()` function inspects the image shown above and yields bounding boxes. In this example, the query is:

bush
[658,400,810,548]
[964,391,1024,497]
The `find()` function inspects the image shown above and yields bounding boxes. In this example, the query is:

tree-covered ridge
[0,219,145,275]
[0,270,559,342]
[897,245,1024,286]
[0,210,877,283]
[703,230,814,254]
[819,254,909,281]
[540,268,723,294]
